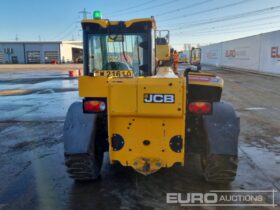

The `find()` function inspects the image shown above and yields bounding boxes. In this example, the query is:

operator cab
[82,14,156,77]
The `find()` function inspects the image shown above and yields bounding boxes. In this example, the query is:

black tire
[200,153,237,183]
[63,102,107,181]
[65,148,104,181]
[200,102,239,183]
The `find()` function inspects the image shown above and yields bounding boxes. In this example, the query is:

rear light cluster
[83,100,106,113]
[188,102,212,114]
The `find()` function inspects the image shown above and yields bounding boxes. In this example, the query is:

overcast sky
[1,0,280,49]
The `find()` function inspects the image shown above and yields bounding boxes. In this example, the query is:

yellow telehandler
[63,12,239,183]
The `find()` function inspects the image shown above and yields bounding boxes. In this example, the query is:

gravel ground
[0,64,279,210]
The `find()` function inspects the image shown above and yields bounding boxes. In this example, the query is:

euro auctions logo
[167,192,218,206]
[166,190,278,207]
[271,46,280,58]
[225,50,236,58]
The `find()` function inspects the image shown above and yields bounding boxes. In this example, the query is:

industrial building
[201,29,280,74]
[0,41,83,64]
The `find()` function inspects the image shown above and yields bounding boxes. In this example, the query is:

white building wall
[0,41,82,64]
[201,30,280,75]
[259,30,280,74]
[221,35,261,71]
[60,41,83,63]
[25,43,60,63]
[201,43,222,67]
[25,43,43,64]
[0,43,24,63]
[60,43,74,63]
[0,42,67,64]
[42,43,61,63]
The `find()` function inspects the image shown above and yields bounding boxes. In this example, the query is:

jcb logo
[144,94,175,103]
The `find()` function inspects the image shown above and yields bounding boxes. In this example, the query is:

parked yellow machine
[63,12,240,182]
[155,30,171,63]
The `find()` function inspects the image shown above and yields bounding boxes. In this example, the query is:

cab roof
[81,18,156,29]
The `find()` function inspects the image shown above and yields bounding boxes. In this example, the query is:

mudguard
[203,102,240,156]
[63,102,97,154]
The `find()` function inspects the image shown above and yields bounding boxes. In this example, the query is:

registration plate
[94,70,134,77]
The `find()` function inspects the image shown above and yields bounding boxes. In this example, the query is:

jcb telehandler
[63,12,239,183]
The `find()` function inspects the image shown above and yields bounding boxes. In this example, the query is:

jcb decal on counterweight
[144,94,175,103]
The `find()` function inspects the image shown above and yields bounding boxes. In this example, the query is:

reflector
[84,100,106,112]
[188,102,212,114]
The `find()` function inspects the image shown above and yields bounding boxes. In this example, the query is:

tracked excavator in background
[63,11,239,183]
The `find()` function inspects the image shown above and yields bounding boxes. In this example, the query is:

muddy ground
[0,64,279,210]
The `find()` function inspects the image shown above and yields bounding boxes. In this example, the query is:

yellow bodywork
[79,75,186,175]
[188,72,224,88]
[82,18,156,29]
[79,17,223,175]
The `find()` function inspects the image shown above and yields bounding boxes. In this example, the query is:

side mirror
[184,67,191,76]
[190,48,201,66]
[139,64,148,72]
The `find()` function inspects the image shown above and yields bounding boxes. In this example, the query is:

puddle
[0,77,78,96]
[0,89,33,96]
[240,143,280,190]
[0,91,80,121]
[244,107,266,111]
[274,136,280,143]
